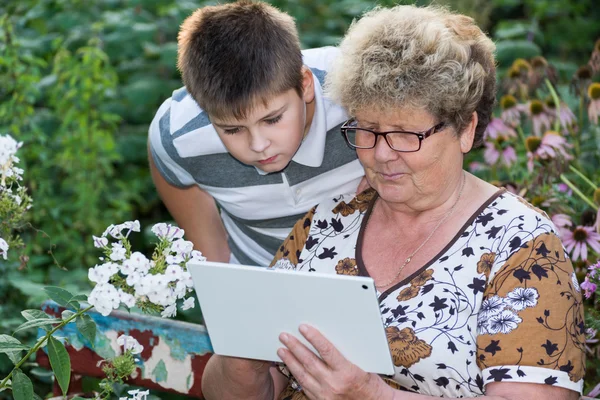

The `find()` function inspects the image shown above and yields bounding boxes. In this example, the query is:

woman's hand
[277,324,392,400]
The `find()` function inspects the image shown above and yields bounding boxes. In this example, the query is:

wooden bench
[36,301,213,399]
[36,301,598,399]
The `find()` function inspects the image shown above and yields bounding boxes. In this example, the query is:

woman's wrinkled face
[353,106,469,208]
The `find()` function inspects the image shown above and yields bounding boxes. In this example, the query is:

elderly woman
[201,5,585,400]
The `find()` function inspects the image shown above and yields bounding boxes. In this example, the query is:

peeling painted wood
[37,301,213,398]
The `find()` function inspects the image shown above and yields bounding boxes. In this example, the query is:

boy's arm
[201,355,288,400]
[148,144,231,262]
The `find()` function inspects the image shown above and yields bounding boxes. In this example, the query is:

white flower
[0,238,8,260]
[125,271,143,287]
[152,223,184,241]
[478,295,505,320]
[181,271,194,288]
[93,235,108,249]
[165,265,184,282]
[182,297,195,310]
[170,239,193,256]
[88,283,120,316]
[118,289,137,308]
[102,220,141,239]
[109,243,127,261]
[166,254,185,264]
[117,334,144,355]
[122,389,150,400]
[88,263,119,284]
[0,134,22,169]
[506,287,539,311]
[161,303,177,318]
[190,250,206,262]
[487,310,523,334]
[174,280,188,298]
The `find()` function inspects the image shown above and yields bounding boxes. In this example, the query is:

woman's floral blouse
[272,189,585,398]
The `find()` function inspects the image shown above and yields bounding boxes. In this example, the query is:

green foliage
[47,336,70,396]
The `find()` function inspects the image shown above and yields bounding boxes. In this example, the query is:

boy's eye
[265,115,283,125]
[223,127,241,134]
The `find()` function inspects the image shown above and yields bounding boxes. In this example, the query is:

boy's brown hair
[177,0,303,121]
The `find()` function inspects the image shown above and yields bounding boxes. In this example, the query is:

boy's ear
[301,66,316,104]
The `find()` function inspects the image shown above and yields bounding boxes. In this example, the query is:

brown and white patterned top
[271,188,586,398]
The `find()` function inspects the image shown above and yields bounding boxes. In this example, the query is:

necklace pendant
[405,257,411,263]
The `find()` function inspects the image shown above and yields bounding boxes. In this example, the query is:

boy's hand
[356,176,371,194]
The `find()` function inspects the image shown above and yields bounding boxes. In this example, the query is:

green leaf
[495,40,542,67]
[76,315,96,346]
[61,310,75,320]
[47,336,71,396]
[13,318,62,334]
[44,287,76,308]
[12,369,34,400]
[0,335,29,353]
[21,310,50,321]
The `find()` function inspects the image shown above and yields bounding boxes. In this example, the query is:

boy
[148,0,364,267]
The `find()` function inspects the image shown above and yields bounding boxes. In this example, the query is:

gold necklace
[375,172,466,290]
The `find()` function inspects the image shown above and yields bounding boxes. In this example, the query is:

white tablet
[187,261,395,375]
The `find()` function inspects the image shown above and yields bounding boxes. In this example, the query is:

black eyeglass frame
[340,119,446,152]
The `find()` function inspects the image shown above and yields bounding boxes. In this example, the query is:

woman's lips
[258,155,278,164]
[378,172,405,180]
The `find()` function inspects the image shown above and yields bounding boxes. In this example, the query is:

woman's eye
[265,115,283,125]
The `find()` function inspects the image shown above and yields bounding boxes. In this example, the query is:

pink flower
[469,161,487,173]
[580,275,597,298]
[484,144,517,167]
[524,100,553,136]
[483,118,518,167]
[551,213,573,229]
[526,131,573,172]
[556,183,573,195]
[562,225,600,261]
[588,83,600,125]
[484,118,517,140]
[557,103,577,134]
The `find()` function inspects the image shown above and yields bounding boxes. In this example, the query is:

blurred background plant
[1,0,599,398]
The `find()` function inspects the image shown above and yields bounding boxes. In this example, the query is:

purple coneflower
[551,213,573,230]
[580,275,597,299]
[525,131,573,172]
[588,82,600,125]
[525,99,553,136]
[483,118,518,167]
[499,95,521,127]
[545,98,578,134]
[562,225,600,261]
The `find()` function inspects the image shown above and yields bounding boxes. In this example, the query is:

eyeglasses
[340,119,446,152]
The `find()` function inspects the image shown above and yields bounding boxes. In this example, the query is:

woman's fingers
[298,324,346,370]
[277,345,320,395]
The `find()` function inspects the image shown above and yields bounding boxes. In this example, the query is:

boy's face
[210,68,316,173]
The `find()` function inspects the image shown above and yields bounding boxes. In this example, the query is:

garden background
[1,0,600,398]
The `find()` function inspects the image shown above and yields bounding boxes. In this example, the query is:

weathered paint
[37,301,214,398]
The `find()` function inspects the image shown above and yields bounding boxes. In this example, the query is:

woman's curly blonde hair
[326,5,496,147]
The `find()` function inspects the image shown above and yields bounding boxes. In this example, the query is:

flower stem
[569,165,598,191]
[545,79,561,133]
[560,174,599,211]
[0,305,95,390]
[516,125,527,148]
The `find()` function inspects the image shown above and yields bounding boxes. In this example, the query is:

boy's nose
[249,131,271,153]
